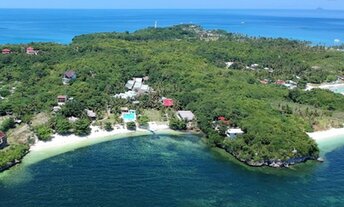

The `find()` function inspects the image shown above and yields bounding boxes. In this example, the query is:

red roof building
[64,71,76,79]
[217,116,231,125]
[163,98,174,107]
[26,47,37,55]
[2,48,11,54]
[218,116,226,121]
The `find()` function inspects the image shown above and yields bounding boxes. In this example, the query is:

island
[0,25,344,170]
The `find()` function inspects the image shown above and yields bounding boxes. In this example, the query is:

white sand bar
[308,128,344,154]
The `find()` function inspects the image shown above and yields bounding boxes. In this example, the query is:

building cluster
[54,94,96,120]
[114,77,151,100]
[213,116,244,139]
[260,79,298,89]
[1,47,39,55]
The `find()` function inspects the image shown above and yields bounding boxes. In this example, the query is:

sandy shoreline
[306,82,344,95]
[23,122,177,166]
[30,122,171,152]
[18,121,344,168]
[307,128,344,142]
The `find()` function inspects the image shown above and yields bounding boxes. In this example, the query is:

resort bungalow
[26,47,38,55]
[226,128,244,139]
[177,111,195,122]
[57,95,68,105]
[63,70,77,84]
[178,110,196,129]
[121,109,137,123]
[162,98,174,107]
[2,48,11,55]
[86,109,97,119]
[0,131,7,149]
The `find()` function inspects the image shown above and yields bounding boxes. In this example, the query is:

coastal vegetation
[1,25,344,169]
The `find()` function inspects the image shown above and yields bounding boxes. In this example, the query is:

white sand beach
[23,122,174,166]
[30,125,133,152]
[308,128,344,142]
[308,128,344,155]
[306,83,344,95]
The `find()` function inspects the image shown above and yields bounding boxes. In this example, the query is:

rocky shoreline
[0,150,29,173]
[216,143,319,168]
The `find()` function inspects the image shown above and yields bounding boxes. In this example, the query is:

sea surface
[0,9,344,45]
[1,134,344,207]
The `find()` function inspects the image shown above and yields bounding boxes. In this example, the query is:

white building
[177,111,195,121]
[86,109,97,119]
[114,91,137,100]
[226,128,244,139]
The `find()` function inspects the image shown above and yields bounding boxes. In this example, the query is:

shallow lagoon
[1,134,344,207]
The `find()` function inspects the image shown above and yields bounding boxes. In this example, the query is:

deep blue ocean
[0,9,344,45]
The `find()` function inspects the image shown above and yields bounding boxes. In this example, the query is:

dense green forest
[1,25,344,168]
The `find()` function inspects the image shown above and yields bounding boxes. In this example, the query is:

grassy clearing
[142,109,164,122]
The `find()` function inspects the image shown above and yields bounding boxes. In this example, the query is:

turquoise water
[122,111,136,122]
[330,86,344,94]
[0,9,344,45]
[1,134,344,206]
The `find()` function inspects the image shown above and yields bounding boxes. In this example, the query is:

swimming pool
[122,110,137,122]
[328,85,344,95]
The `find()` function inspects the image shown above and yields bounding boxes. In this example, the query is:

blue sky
[0,0,343,9]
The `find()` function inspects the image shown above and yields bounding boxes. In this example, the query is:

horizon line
[0,8,342,11]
